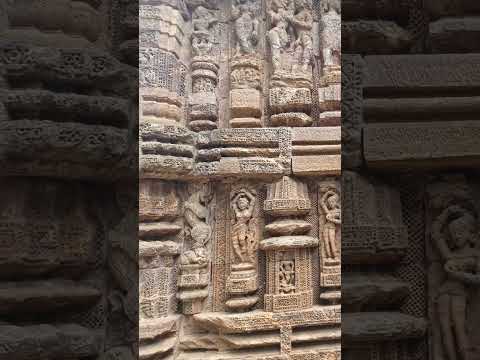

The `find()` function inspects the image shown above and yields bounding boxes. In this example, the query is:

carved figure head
[448,210,477,249]
[237,195,250,210]
[327,192,340,210]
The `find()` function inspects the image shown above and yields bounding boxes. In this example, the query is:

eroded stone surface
[139,1,341,359]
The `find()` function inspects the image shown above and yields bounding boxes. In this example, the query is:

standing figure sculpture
[319,0,340,68]
[432,205,480,360]
[320,189,341,260]
[267,0,294,74]
[231,189,257,265]
[292,0,313,71]
[232,0,259,55]
[191,5,218,57]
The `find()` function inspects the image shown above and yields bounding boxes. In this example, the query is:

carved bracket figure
[177,184,213,314]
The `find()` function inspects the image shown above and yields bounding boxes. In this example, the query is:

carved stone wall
[139,0,341,359]
[343,1,480,359]
[0,1,138,359]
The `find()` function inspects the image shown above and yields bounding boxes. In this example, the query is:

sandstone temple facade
[343,1,480,360]
[139,0,341,359]
[0,1,138,359]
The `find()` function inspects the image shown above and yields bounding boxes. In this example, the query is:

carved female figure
[320,189,341,260]
[232,0,259,55]
[432,205,480,360]
[231,188,257,265]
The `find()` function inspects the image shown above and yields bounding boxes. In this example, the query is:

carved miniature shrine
[139,0,341,359]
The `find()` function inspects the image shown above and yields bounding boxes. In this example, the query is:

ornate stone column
[261,176,318,312]
[187,0,220,132]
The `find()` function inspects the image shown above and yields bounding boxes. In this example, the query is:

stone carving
[340,2,480,360]
[177,184,213,314]
[226,187,259,311]
[267,0,314,127]
[427,176,480,360]
[319,0,341,69]
[320,182,341,261]
[232,0,259,55]
[267,0,313,76]
[187,0,220,132]
[230,0,263,128]
[432,205,477,360]
[230,188,257,265]
[318,179,341,304]
[262,176,318,312]
[139,0,341,358]
[0,1,138,358]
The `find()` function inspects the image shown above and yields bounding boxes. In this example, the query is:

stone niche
[139,0,341,359]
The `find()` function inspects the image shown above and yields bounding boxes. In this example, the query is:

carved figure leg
[301,35,313,70]
[328,227,338,258]
[451,295,469,360]
[268,31,282,73]
[438,294,458,360]
[232,234,244,263]
[323,227,337,259]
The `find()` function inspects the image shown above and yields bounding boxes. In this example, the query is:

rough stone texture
[343,1,480,360]
[0,1,138,359]
[140,0,340,359]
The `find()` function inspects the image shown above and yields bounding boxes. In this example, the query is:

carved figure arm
[320,190,337,214]
[326,212,341,225]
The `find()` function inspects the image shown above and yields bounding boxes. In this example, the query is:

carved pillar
[261,176,318,312]
[229,0,263,128]
[318,178,341,304]
[187,1,220,132]
[177,183,213,314]
[139,180,183,357]
[226,186,260,311]
[139,2,188,128]
[267,0,314,127]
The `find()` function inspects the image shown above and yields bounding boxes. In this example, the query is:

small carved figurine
[231,188,257,265]
[321,189,341,260]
